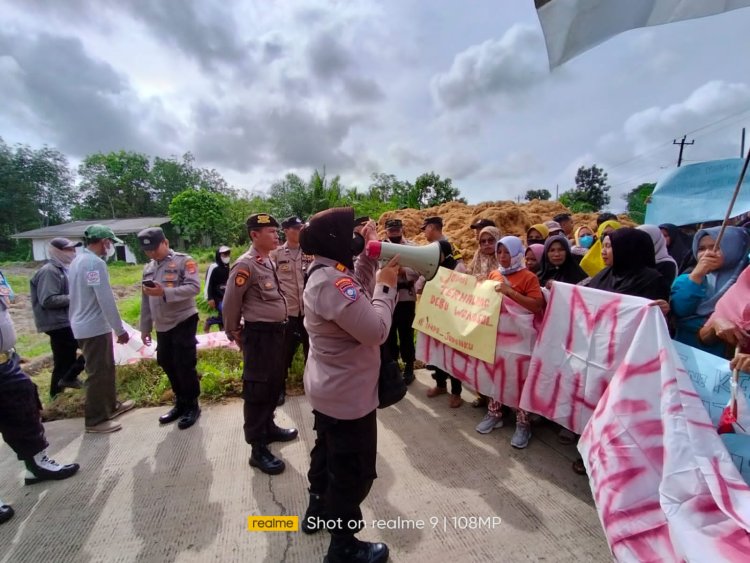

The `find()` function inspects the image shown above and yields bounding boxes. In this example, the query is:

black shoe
[177,405,201,430]
[301,493,325,535]
[277,390,286,406]
[249,445,285,475]
[267,424,298,443]
[325,537,389,563]
[159,404,186,425]
[403,364,415,386]
[59,378,82,390]
[0,504,14,524]
[24,452,80,485]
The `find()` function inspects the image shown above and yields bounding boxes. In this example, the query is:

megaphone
[365,241,442,281]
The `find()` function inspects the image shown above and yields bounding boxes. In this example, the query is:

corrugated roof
[11,217,171,239]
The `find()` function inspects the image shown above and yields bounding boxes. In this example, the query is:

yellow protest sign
[413,267,502,363]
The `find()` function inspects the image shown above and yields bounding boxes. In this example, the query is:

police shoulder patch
[334,277,359,301]
[185,260,197,275]
[235,269,250,287]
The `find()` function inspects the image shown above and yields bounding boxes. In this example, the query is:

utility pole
[673,135,694,167]
[741,127,746,158]
[555,184,559,200]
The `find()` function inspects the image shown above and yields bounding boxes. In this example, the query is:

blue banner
[645,158,750,226]
[674,341,750,482]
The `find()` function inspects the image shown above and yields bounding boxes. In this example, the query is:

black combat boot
[249,444,285,475]
[159,399,186,425]
[325,534,389,563]
[177,401,201,430]
[301,492,326,534]
[24,451,80,485]
[0,502,14,525]
[403,363,415,386]
[277,389,286,406]
[267,423,298,443]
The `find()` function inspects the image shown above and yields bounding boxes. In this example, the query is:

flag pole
[713,146,750,250]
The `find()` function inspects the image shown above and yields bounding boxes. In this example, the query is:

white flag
[536,0,750,67]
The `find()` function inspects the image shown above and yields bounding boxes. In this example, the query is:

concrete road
[0,370,611,562]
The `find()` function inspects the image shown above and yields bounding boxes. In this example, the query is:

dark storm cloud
[0,30,171,156]
[307,32,351,78]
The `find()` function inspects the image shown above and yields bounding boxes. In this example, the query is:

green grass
[16,332,50,358]
[118,293,143,326]
[4,274,29,295]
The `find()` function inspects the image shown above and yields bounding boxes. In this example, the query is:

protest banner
[413,267,502,363]
[415,296,537,408]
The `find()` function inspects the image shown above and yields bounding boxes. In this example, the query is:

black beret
[385,219,403,229]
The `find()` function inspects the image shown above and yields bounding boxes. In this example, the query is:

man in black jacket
[203,245,231,333]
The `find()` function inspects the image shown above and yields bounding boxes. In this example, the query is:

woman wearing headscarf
[538,235,587,288]
[524,244,544,275]
[469,226,501,281]
[671,226,750,356]
[476,236,544,449]
[659,223,693,271]
[586,228,669,301]
[638,225,678,288]
[526,224,549,246]
[570,225,595,259]
[299,207,399,561]
[579,219,622,277]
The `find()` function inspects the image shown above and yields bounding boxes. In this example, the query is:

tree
[74,151,155,219]
[0,138,75,257]
[623,182,655,224]
[169,188,234,247]
[557,165,611,213]
[524,189,551,201]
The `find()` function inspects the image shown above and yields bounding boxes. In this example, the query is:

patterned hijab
[496,236,526,276]
[470,226,501,280]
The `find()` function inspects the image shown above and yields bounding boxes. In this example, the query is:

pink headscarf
[708,266,750,333]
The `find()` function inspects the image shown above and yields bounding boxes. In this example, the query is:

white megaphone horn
[365,241,441,281]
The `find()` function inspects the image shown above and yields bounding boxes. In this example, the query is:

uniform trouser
[242,321,287,445]
[0,353,48,460]
[47,326,85,397]
[283,315,309,372]
[307,409,377,535]
[205,301,224,330]
[79,333,118,427]
[386,301,416,365]
[432,368,462,396]
[156,314,200,405]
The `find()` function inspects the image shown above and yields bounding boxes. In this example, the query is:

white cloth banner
[516,282,750,560]
[536,0,750,67]
[112,322,238,365]
[415,298,538,408]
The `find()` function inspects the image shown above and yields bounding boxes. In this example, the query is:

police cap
[137,227,166,251]
[281,216,304,229]
[246,213,279,229]
[385,218,403,229]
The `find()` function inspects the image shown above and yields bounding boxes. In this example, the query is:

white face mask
[221,256,230,265]
[104,241,116,260]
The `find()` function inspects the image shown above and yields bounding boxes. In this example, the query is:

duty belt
[0,347,16,364]
[245,320,288,332]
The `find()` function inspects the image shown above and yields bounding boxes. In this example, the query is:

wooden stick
[713,147,750,251]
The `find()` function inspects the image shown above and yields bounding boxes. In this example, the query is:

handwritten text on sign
[413,267,501,363]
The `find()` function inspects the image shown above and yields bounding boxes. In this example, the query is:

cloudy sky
[2,1,750,211]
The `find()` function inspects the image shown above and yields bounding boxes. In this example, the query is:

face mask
[388,236,403,244]
[104,241,116,260]
[351,233,365,256]
[579,235,594,249]
[221,255,230,265]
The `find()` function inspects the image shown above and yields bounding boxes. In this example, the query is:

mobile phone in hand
[142,280,157,288]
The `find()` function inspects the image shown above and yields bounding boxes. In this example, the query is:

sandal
[572,458,587,475]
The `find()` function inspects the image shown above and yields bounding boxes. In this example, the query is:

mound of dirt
[378,200,633,259]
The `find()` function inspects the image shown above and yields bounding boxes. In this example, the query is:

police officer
[299,207,398,563]
[383,218,419,385]
[270,216,313,406]
[138,227,202,429]
[223,213,298,475]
